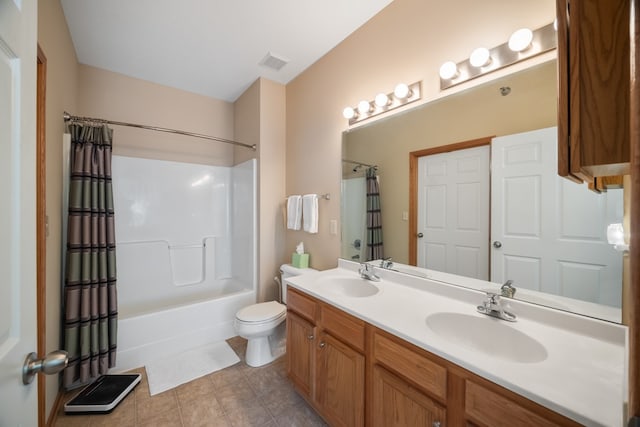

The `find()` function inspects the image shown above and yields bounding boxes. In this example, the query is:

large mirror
[341,60,626,323]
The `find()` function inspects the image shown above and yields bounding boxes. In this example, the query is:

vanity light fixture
[357,100,373,115]
[469,47,491,67]
[508,28,534,52]
[439,61,458,80]
[607,223,629,252]
[393,83,411,99]
[342,81,422,125]
[374,93,390,108]
[342,106,356,120]
[439,22,556,90]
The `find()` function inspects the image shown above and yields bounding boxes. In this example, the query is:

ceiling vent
[259,52,289,71]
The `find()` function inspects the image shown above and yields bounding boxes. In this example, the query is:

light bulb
[342,106,356,120]
[357,100,372,115]
[439,61,458,80]
[469,47,491,67]
[394,83,410,99]
[508,28,533,52]
[374,93,390,108]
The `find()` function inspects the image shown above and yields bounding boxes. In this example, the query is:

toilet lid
[236,301,286,323]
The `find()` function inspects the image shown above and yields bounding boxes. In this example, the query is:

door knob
[319,342,326,348]
[416,232,424,238]
[23,350,69,385]
[493,241,502,248]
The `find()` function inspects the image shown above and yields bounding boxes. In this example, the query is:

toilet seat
[236,301,286,324]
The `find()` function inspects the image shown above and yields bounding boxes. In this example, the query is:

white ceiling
[60,0,394,102]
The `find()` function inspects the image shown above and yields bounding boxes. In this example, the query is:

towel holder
[286,193,330,201]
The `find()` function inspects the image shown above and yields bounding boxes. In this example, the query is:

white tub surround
[285,259,626,427]
[111,156,257,371]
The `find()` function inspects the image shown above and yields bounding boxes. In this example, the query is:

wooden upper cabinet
[557,0,630,181]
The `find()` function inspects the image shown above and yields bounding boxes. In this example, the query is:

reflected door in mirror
[491,127,622,307]
[417,146,490,280]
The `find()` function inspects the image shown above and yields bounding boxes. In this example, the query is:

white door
[491,127,623,306]
[0,0,39,425]
[417,146,490,280]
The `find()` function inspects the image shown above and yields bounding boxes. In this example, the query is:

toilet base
[244,322,286,367]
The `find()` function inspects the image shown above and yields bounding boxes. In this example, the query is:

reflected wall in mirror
[341,60,626,322]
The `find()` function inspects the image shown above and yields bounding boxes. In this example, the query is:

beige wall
[344,61,557,263]
[235,78,287,302]
[285,0,555,270]
[77,65,235,165]
[257,79,287,301]
[37,0,79,419]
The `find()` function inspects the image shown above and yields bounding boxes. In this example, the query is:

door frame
[36,44,47,427]
[408,136,493,265]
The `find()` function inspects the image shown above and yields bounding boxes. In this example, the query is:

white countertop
[285,260,627,427]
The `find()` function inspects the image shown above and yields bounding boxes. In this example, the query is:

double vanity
[285,259,626,427]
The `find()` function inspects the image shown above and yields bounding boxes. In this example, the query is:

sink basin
[316,276,380,298]
[425,312,547,363]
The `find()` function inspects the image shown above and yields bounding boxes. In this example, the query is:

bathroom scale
[64,373,141,414]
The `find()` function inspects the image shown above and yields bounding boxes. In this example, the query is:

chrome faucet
[379,257,394,269]
[477,292,516,322]
[500,280,516,298]
[359,263,380,282]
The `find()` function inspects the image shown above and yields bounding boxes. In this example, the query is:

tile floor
[53,337,327,427]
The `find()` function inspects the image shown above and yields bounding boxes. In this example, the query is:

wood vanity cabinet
[556,0,630,181]
[286,287,582,427]
[369,327,582,427]
[286,287,365,427]
[286,311,315,396]
[369,329,447,427]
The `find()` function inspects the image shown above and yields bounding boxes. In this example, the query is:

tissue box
[292,253,309,269]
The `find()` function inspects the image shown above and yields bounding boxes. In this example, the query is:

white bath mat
[145,341,240,396]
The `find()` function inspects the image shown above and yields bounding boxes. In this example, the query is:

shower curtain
[366,167,384,260]
[62,123,118,388]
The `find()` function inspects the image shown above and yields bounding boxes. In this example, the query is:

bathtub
[114,285,255,372]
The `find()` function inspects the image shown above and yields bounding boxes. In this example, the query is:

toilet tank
[280,264,317,303]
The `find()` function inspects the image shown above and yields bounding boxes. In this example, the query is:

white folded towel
[287,195,302,230]
[302,194,318,234]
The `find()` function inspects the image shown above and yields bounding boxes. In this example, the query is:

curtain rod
[342,158,376,168]
[63,111,256,151]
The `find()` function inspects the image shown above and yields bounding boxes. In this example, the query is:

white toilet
[234,264,317,367]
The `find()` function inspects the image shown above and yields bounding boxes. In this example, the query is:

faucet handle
[485,291,500,304]
[501,280,516,298]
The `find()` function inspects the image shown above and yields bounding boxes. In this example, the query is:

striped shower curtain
[63,123,118,388]
[366,167,384,260]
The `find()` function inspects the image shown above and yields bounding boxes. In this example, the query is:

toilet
[235,264,317,367]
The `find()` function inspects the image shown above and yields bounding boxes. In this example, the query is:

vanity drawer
[465,381,568,427]
[320,303,365,352]
[372,330,447,401]
[287,287,317,322]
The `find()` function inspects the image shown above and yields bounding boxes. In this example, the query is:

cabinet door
[372,365,446,427]
[286,311,315,398]
[557,0,630,180]
[465,381,574,427]
[316,332,365,427]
